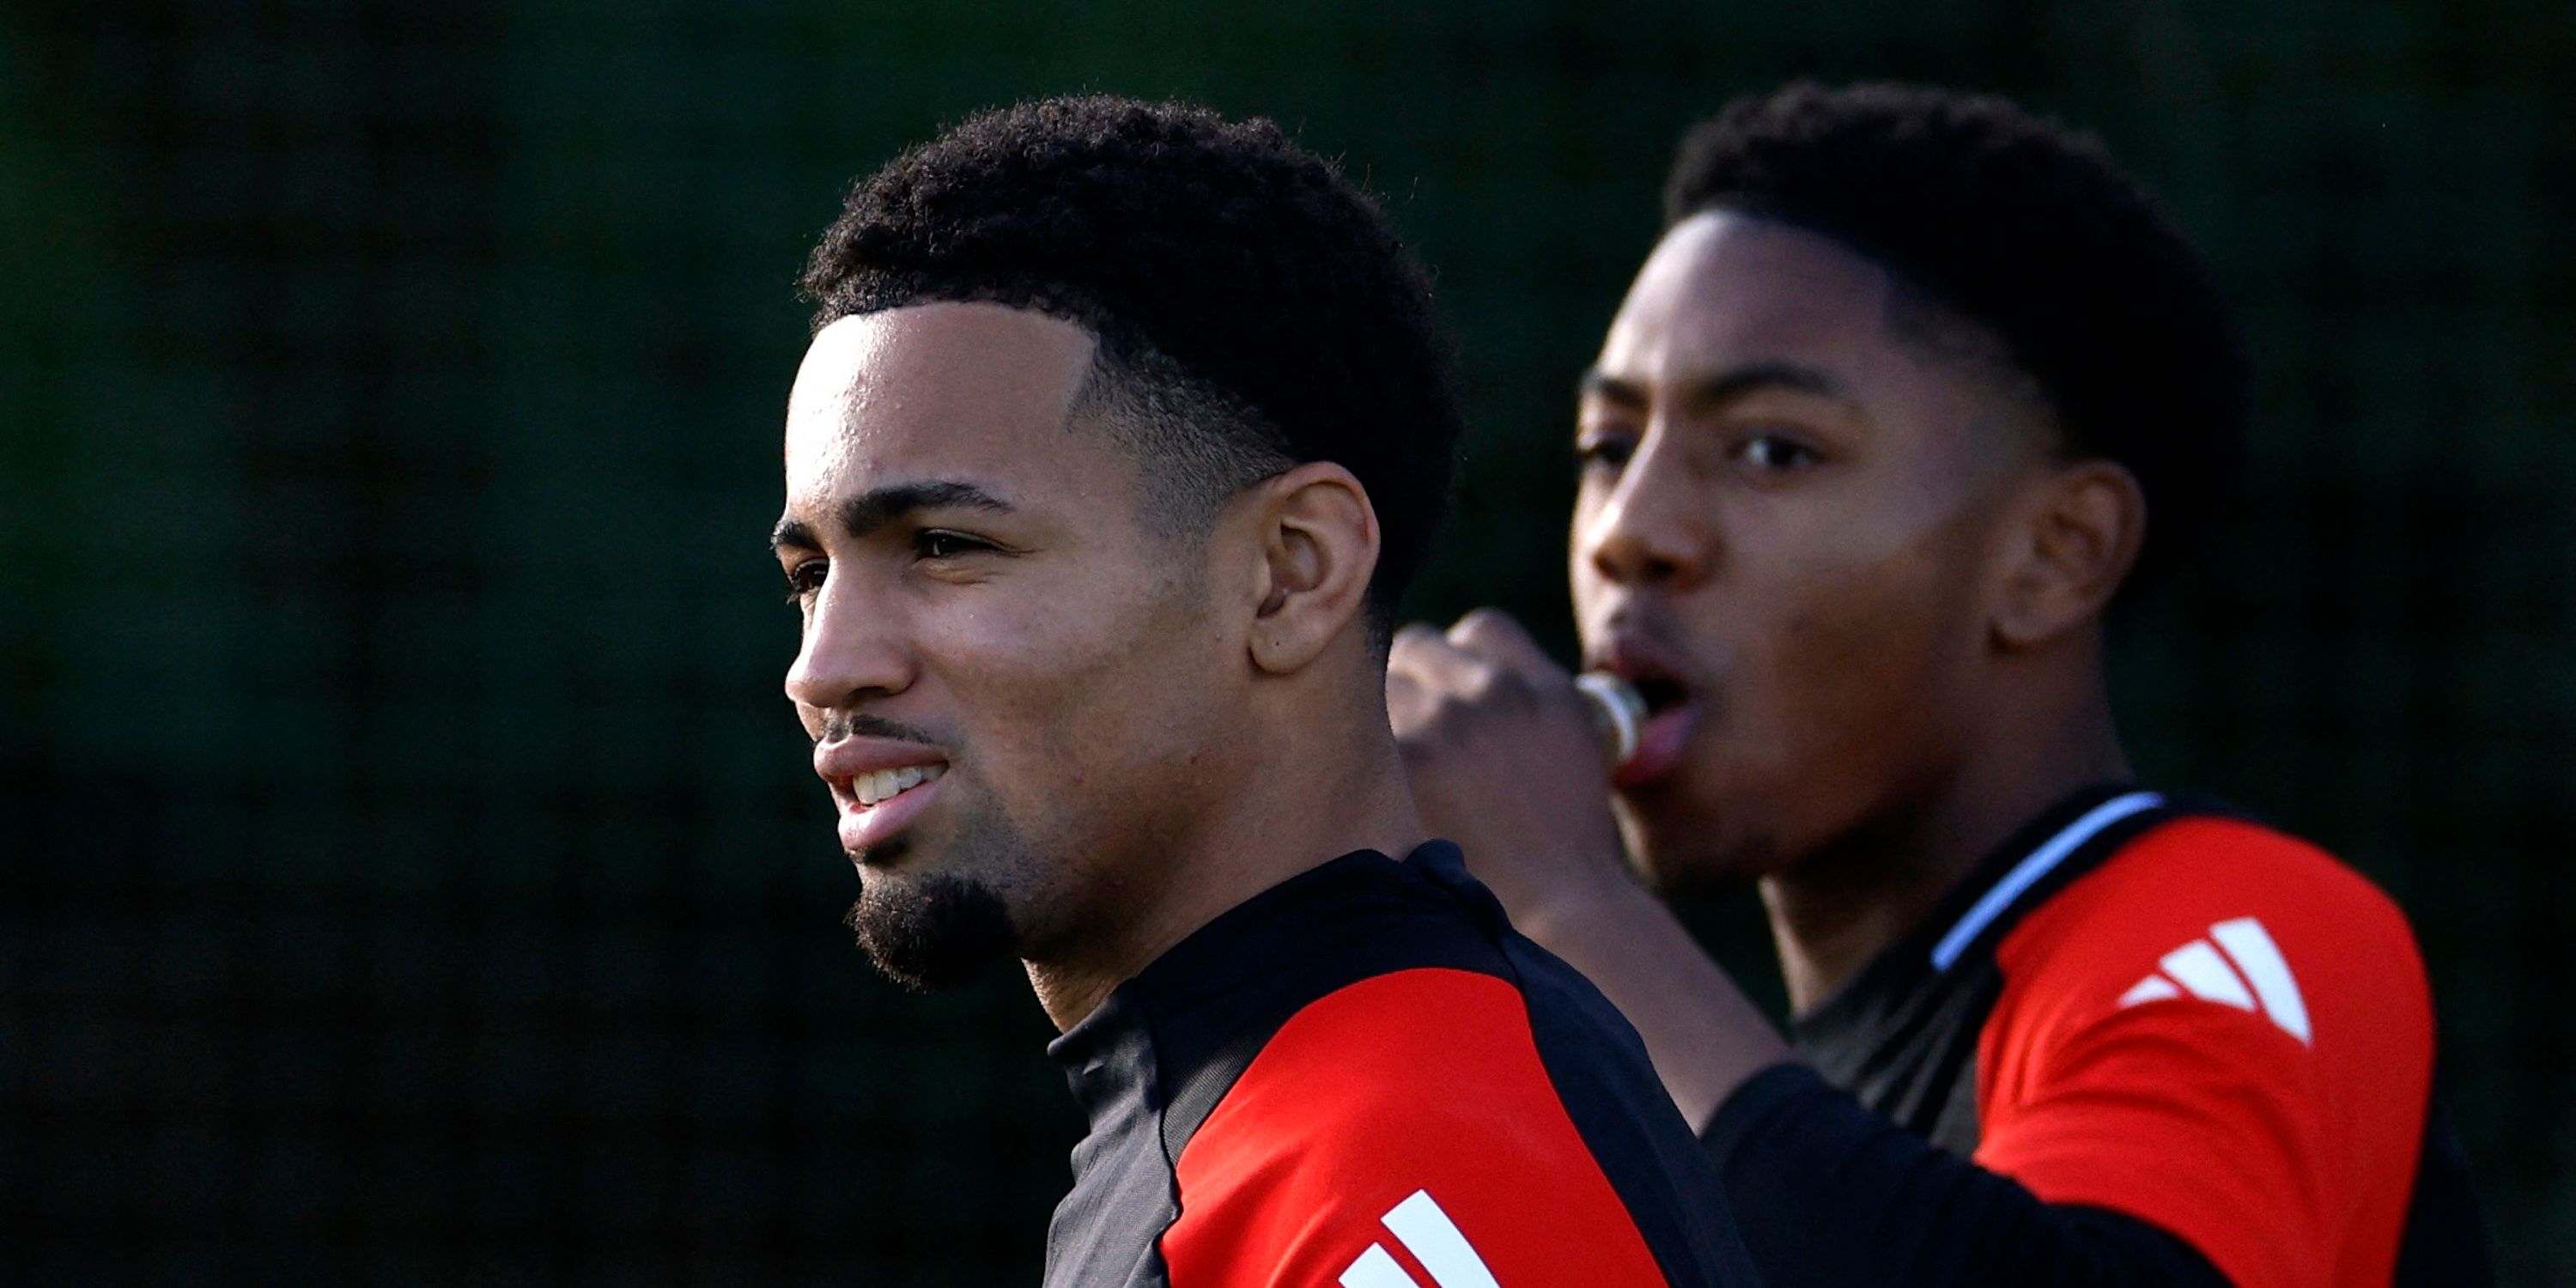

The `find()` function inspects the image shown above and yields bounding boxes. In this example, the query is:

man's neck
[1026,702,1426,1033]
[1761,676,2130,1016]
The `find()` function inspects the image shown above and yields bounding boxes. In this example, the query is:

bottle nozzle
[1575,671,1648,769]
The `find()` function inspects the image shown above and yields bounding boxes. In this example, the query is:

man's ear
[1990,460,2147,651]
[1242,461,1381,675]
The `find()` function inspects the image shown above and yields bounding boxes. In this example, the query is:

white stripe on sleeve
[1382,1191,1503,1288]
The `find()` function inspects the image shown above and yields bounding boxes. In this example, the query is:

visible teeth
[854,762,945,807]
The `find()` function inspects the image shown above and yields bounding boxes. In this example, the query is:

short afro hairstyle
[1664,81,2251,592]
[799,94,1464,628]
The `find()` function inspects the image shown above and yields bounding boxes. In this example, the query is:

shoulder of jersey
[1163,966,1677,1288]
[1996,815,2428,1052]
[1188,965,1572,1155]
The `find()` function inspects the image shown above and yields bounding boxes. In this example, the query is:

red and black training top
[1701,785,2491,1287]
[1042,842,1763,1288]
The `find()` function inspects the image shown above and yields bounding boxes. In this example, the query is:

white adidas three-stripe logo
[1338,1191,1501,1288]
[2118,916,2312,1045]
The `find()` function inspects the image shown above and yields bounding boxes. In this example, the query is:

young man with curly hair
[774,95,1759,1288]
[1393,82,2488,1287]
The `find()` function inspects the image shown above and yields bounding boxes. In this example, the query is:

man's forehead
[1599,210,1898,380]
[783,303,1102,492]
[789,304,1097,426]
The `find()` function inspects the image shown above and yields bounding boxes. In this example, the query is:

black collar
[1793,782,2155,1040]
[1047,841,1504,1138]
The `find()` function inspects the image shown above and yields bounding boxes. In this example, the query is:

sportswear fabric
[1700,785,2488,1287]
[1044,841,1763,1288]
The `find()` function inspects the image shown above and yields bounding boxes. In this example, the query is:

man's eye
[916,530,992,561]
[783,559,828,602]
[1741,435,1818,472]
[1577,436,1637,473]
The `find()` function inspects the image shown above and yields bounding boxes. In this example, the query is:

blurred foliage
[3,0,2568,1281]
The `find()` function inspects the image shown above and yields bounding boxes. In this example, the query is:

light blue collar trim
[1928,791,2165,972]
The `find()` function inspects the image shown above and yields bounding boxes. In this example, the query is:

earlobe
[1246,462,1381,675]
[1993,462,2146,651]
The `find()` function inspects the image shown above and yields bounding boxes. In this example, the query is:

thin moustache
[811,713,951,780]
[1583,611,1701,688]
[815,712,940,745]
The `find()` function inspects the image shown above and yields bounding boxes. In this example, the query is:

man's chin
[846,871,1018,991]
[1621,810,1781,897]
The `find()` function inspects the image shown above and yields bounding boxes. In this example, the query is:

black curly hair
[1664,81,2251,592]
[800,94,1463,629]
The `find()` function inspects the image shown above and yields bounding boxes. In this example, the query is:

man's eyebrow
[769,515,816,554]
[1578,361,1845,410]
[1578,369,1648,407]
[770,480,1015,552]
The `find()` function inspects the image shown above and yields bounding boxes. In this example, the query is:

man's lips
[814,733,949,781]
[1588,632,1708,789]
[1614,702,1700,789]
[835,771,946,857]
[814,735,951,859]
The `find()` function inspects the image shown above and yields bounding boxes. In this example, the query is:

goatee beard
[845,872,1017,990]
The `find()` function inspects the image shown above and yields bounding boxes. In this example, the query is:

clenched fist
[1386,608,1638,934]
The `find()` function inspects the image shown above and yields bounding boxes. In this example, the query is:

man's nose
[1581,434,1714,591]
[784,573,916,716]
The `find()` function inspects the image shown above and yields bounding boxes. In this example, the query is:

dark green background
[4,0,2568,1282]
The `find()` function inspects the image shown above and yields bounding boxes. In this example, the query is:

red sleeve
[1157,967,1673,1288]
[1974,817,2435,1288]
